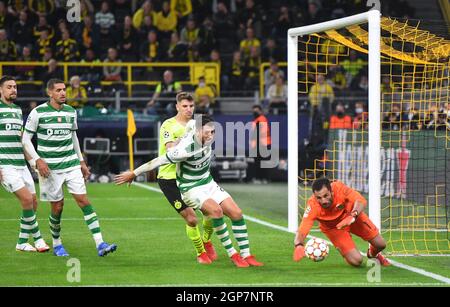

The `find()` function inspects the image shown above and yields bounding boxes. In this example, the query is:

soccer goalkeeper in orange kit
[293,177,391,267]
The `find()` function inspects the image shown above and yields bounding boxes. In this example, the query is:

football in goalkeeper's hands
[305,237,329,262]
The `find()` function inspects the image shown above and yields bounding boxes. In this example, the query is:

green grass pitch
[0,183,449,286]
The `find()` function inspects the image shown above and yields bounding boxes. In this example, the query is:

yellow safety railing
[0,61,221,97]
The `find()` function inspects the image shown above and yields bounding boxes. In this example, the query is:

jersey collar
[0,99,16,108]
[47,101,64,112]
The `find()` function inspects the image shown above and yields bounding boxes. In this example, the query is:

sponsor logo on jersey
[5,123,21,130]
[303,206,311,218]
[47,129,71,136]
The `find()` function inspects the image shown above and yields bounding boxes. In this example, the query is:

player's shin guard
[49,213,62,247]
[186,224,206,256]
[231,218,250,258]
[81,205,103,247]
[18,209,35,244]
[212,217,237,257]
[28,213,43,242]
[202,217,214,243]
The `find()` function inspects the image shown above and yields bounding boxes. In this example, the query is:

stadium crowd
[0,0,417,114]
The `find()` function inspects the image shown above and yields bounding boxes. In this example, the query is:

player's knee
[209,206,223,219]
[55,202,64,210]
[184,214,198,227]
[229,208,243,220]
[76,197,90,207]
[52,201,64,214]
[19,194,34,209]
[346,254,363,267]
[32,195,38,206]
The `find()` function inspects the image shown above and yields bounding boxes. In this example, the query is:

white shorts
[181,180,231,210]
[0,167,36,194]
[39,168,86,201]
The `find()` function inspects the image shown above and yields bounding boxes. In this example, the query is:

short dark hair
[176,91,194,103]
[195,114,214,128]
[252,104,262,111]
[0,75,16,87]
[312,177,332,193]
[47,78,65,90]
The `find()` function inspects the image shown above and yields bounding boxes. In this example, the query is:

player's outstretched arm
[336,200,365,229]
[336,214,357,229]
[114,155,171,185]
[293,204,316,262]
[293,232,306,262]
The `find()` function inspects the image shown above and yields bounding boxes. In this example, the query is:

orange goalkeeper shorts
[320,212,379,256]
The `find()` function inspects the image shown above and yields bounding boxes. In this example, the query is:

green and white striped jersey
[0,99,26,168]
[25,102,80,173]
[165,129,212,193]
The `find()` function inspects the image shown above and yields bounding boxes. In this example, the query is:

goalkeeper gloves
[293,244,305,262]
[336,210,359,229]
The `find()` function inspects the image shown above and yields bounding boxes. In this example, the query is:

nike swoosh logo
[44,118,52,122]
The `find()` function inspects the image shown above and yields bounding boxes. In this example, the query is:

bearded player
[0,75,50,252]
[293,177,391,267]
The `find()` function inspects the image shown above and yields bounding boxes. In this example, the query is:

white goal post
[287,10,381,233]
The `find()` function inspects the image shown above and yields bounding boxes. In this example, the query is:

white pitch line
[134,182,450,284]
[132,182,163,193]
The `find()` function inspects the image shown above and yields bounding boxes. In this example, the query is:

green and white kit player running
[115,115,263,268]
[22,78,116,257]
[0,76,50,253]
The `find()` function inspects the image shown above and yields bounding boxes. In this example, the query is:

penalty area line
[133,182,450,284]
